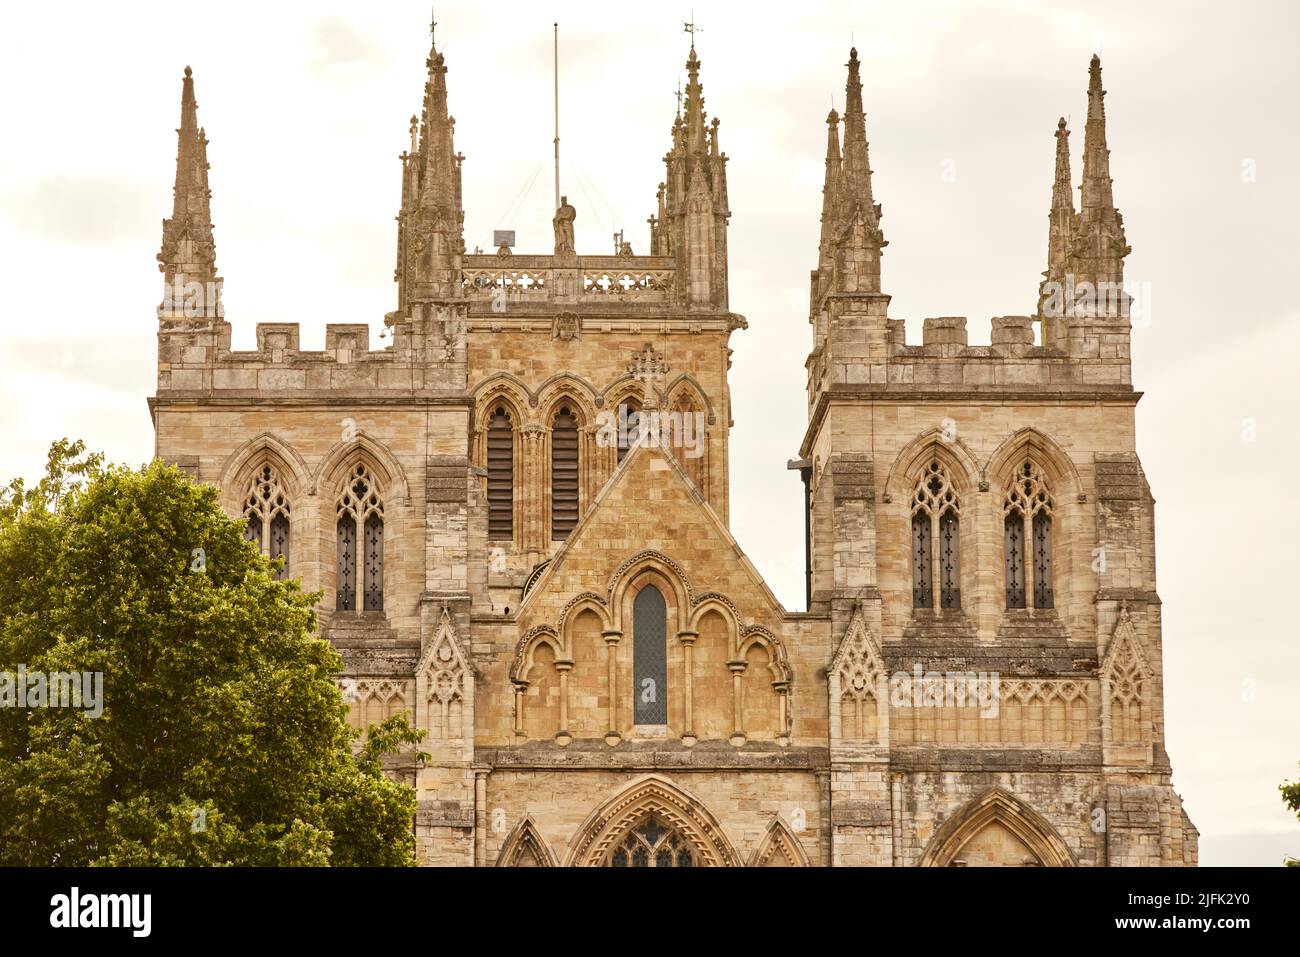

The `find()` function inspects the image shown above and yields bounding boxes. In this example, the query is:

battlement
[887,315,1131,389]
[808,312,1132,401]
[155,316,468,398]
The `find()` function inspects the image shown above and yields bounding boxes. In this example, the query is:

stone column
[474,769,489,867]
[729,661,746,746]
[678,629,698,745]
[555,659,573,746]
[603,629,622,745]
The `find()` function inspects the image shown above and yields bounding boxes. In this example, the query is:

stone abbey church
[150,25,1197,866]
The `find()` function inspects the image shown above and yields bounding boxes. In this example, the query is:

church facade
[149,27,1197,866]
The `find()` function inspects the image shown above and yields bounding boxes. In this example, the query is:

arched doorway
[919,787,1077,867]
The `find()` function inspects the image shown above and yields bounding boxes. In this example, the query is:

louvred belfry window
[1003,459,1055,610]
[243,463,291,580]
[487,407,514,541]
[337,463,385,612]
[910,460,960,610]
[551,406,579,540]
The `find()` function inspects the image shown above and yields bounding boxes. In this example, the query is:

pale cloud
[310,16,388,72]
[0,0,1296,865]
[1,175,157,246]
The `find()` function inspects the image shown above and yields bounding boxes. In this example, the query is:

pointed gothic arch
[663,373,718,426]
[1101,604,1155,748]
[417,606,473,744]
[984,427,1081,496]
[564,774,742,867]
[218,432,311,506]
[535,373,600,423]
[883,427,981,502]
[471,373,532,422]
[510,625,564,684]
[495,816,558,867]
[606,550,693,632]
[749,815,812,867]
[314,431,410,502]
[829,606,887,745]
[919,788,1077,867]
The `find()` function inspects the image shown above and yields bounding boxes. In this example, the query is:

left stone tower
[151,32,482,865]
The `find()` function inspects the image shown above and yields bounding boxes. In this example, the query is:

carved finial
[628,343,670,407]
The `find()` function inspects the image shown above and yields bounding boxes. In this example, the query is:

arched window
[487,406,514,541]
[243,463,291,580]
[617,397,642,465]
[608,816,694,867]
[1004,459,1054,610]
[632,585,667,725]
[337,463,384,611]
[551,406,579,540]
[671,393,706,490]
[910,460,960,610]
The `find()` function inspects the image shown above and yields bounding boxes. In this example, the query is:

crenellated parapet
[155,312,468,398]
[806,51,1137,419]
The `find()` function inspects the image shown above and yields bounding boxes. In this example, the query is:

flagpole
[553,23,560,211]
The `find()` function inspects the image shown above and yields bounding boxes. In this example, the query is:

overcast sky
[1,0,1296,866]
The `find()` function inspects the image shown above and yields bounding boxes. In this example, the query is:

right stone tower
[801,49,1197,866]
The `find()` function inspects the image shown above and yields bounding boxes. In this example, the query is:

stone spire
[684,46,707,155]
[395,29,465,310]
[1070,54,1129,290]
[1037,117,1075,336]
[655,41,730,307]
[827,48,886,296]
[158,66,218,291]
[815,108,842,295]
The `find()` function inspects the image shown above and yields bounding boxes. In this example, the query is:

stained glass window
[337,514,357,611]
[633,585,667,725]
[607,816,694,867]
[911,512,933,608]
[1032,512,1053,609]
[939,508,961,609]
[1004,513,1026,609]
[269,512,290,582]
[337,463,384,612]
[364,513,384,611]
[243,463,291,577]
[1004,459,1054,610]
[911,460,960,610]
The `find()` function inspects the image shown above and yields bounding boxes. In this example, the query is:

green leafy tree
[1281,764,1300,867]
[0,440,424,865]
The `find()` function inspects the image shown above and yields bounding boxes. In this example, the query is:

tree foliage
[0,440,423,865]
[1281,764,1300,867]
